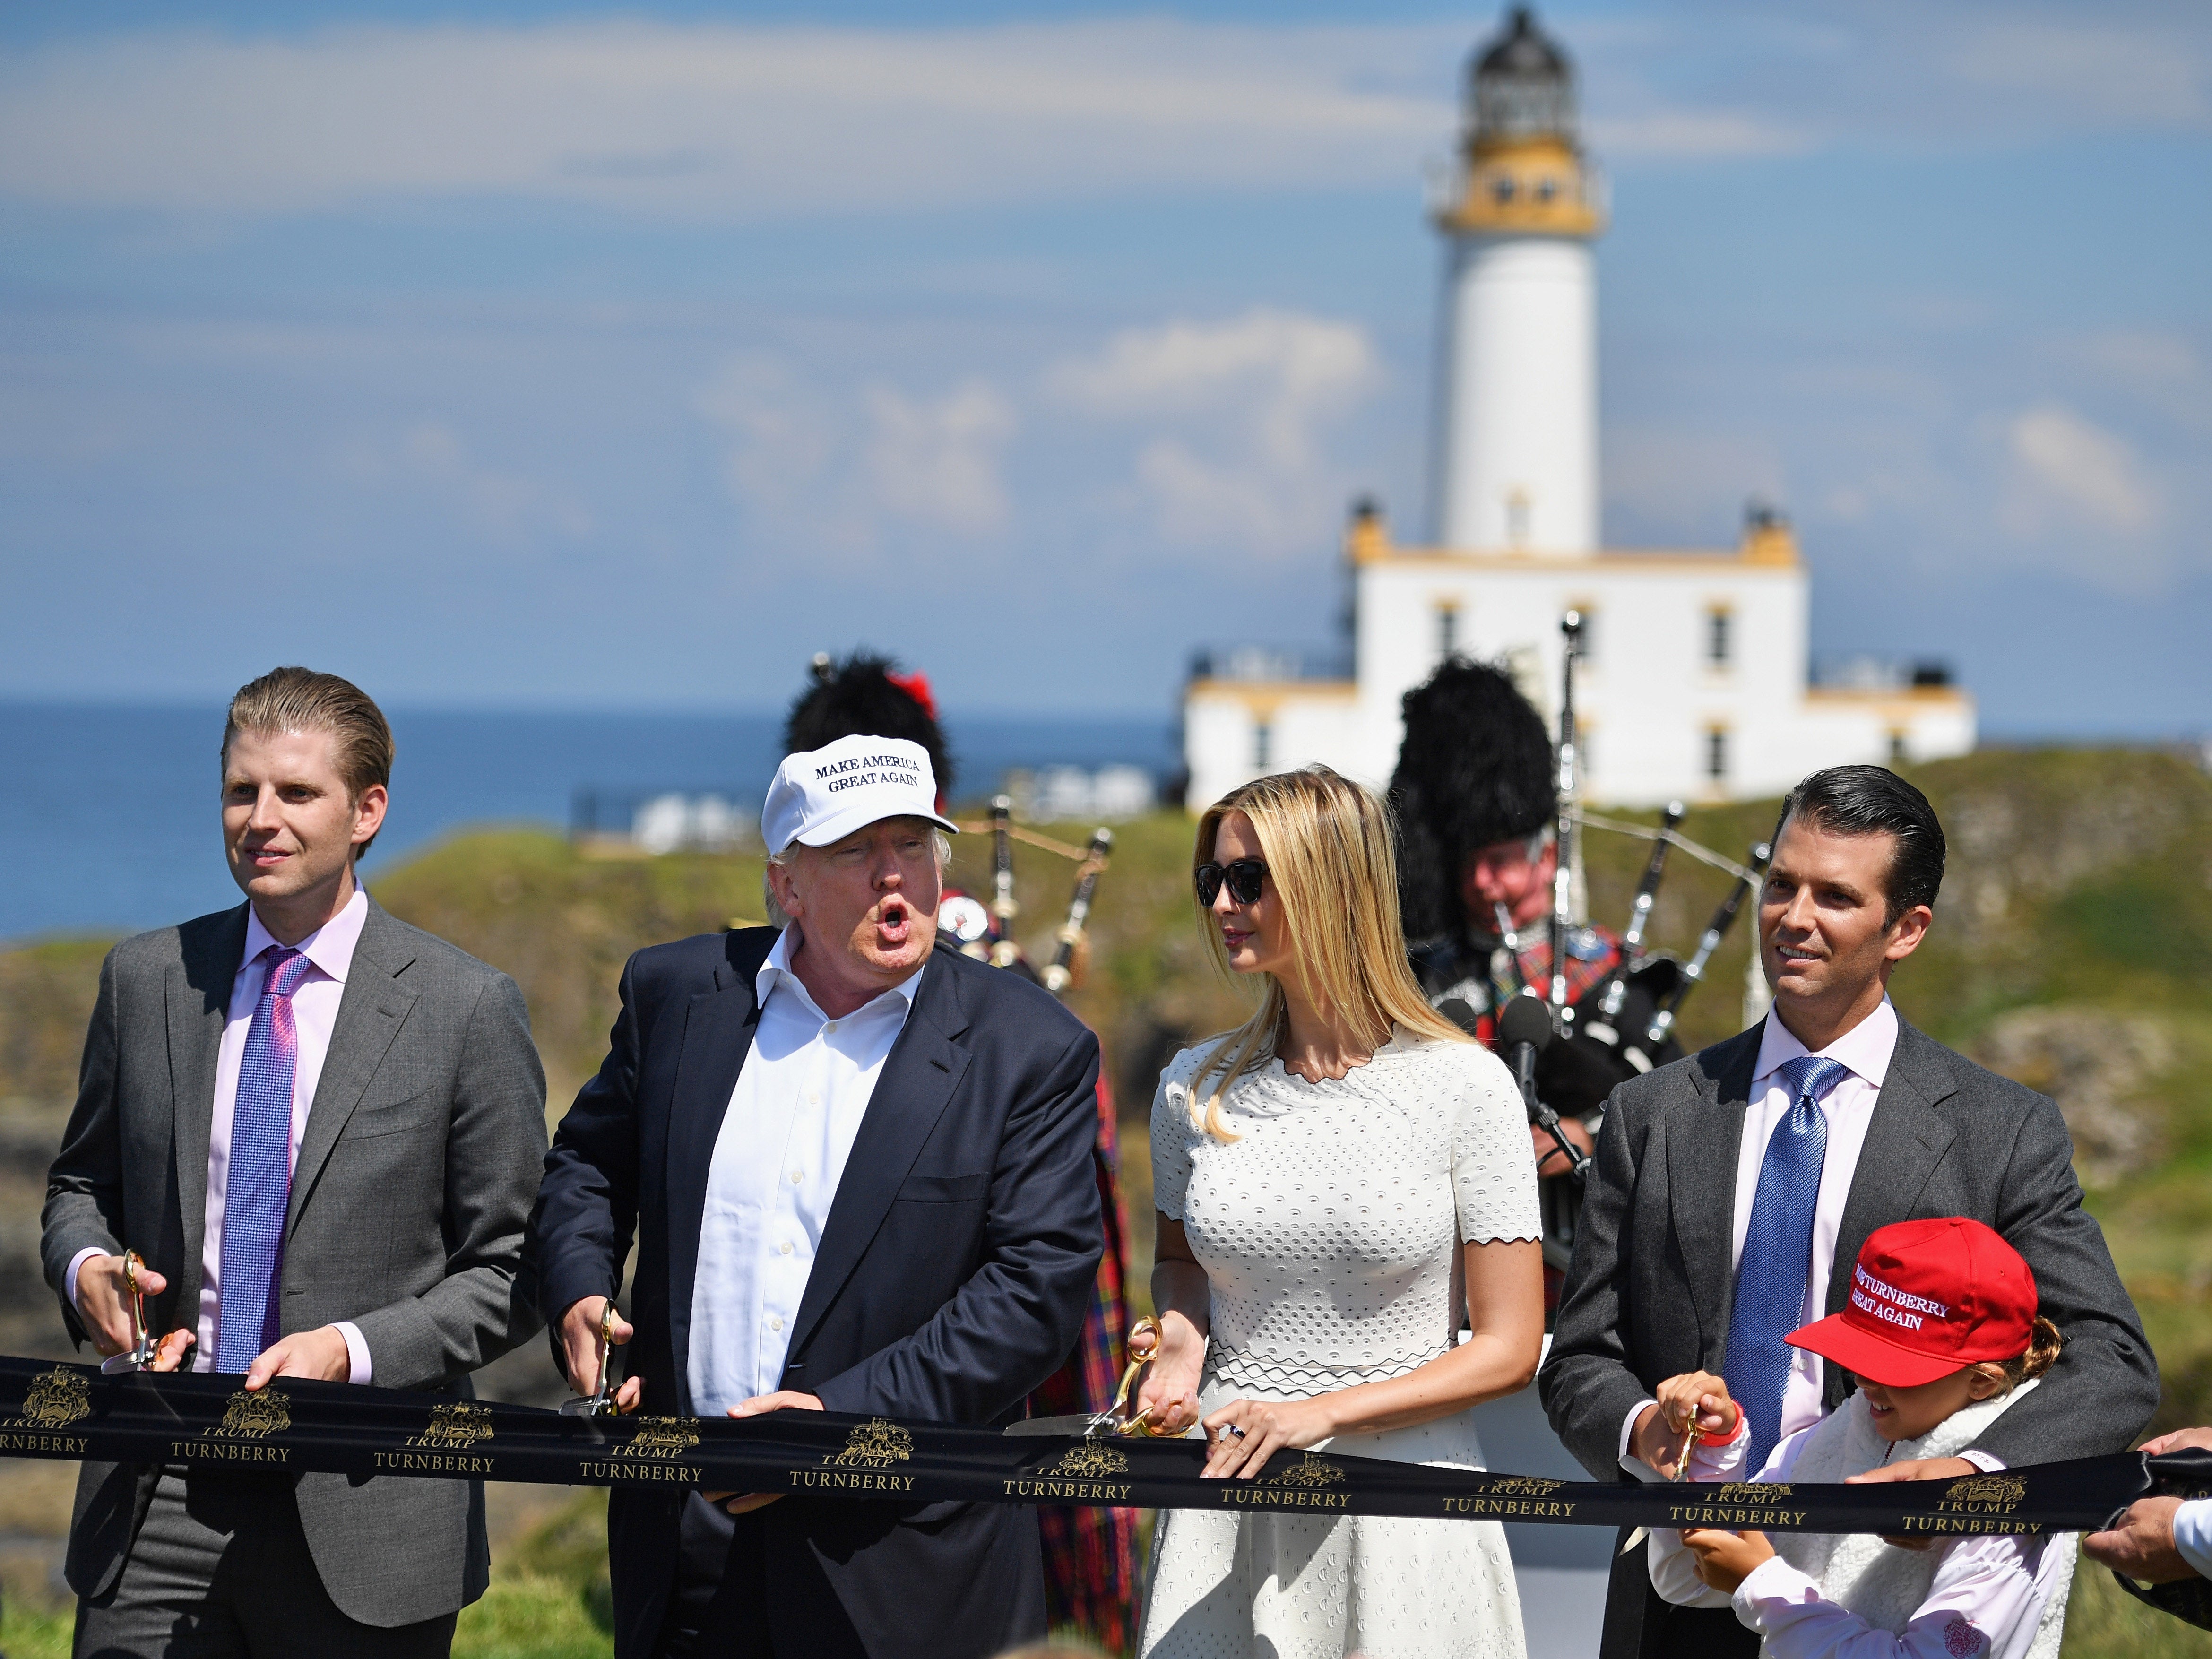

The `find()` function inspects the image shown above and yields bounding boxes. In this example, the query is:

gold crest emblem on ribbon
[407,1400,494,1451]
[1047,1441,1131,1478]
[1945,1474,2026,1506]
[616,1416,702,1460]
[825,1419,913,1469]
[206,1388,291,1440]
[9,1366,91,1430]
[1265,1453,1346,1488]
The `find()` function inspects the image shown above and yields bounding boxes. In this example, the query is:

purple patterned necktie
[216,945,314,1373]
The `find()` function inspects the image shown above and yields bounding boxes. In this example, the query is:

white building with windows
[1181,8,1974,813]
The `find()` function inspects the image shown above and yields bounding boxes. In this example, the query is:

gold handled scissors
[1004,1316,1165,1439]
[561,1299,622,1417]
[1670,1414,1704,1483]
[101,1251,158,1374]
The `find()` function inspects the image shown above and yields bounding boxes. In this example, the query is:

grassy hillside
[0,746,2207,1654]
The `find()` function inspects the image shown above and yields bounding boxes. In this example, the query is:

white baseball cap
[761,734,959,855]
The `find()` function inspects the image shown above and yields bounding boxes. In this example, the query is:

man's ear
[1883,902,1934,963]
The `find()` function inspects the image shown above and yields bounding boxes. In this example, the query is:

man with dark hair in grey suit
[43,666,549,1656]
[1540,764,2157,1659]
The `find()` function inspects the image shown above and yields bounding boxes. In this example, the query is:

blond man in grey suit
[43,667,548,1657]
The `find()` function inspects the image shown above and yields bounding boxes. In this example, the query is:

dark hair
[223,666,394,857]
[783,652,953,796]
[1771,765,1944,925]
[1389,657,1555,943]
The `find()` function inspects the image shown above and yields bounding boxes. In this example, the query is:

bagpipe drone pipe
[0,1355,2199,1548]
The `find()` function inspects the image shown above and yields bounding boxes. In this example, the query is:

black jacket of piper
[528,927,1104,1659]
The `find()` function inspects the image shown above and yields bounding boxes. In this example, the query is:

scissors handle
[1670,1417,1704,1483]
[592,1299,618,1408]
[123,1251,153,1365]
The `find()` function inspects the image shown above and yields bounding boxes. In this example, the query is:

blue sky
[1,0,2205,734]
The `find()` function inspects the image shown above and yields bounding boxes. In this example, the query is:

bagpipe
[1,1354,2202,1547]
[939,795,1113,1002]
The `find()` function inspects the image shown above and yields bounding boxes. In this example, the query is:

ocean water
[0,702,1180,943]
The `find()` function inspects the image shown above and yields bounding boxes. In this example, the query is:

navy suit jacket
[531,927,1103,1658]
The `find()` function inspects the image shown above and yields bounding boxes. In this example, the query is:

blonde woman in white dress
[1134,766,1546,1659]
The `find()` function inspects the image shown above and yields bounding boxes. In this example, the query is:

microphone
[1436,997,1485,1040]
[1499,995,1591,1182]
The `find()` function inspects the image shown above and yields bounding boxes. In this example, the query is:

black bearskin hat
[783,651,955,797]
[1389,658,1555,942]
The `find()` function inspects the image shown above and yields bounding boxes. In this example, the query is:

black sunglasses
[1195,859,1267,907]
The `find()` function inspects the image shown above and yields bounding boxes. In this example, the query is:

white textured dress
[1136,1030,1543,1659]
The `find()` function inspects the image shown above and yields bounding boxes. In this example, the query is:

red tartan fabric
[1028,1075,1141,1655]
[1470,926,1622,1045]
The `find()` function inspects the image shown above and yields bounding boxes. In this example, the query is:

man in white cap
[529,734,1105,1659]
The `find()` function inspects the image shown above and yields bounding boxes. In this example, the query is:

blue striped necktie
[216,946,314,1373]
[1722,1053,1850,1469]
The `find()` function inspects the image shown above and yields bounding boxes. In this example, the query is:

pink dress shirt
[67,888,373,1381]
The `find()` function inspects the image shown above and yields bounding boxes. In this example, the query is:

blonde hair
[1188,766,1470,1140]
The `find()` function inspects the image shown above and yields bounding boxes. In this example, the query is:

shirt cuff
[1733,1552,1821,1624]
[2172,1499,2212,1581]
[334,1322,372,1385]
[64,1246,107,1314]
[1620,1398,1659,1464]
[1959,1448,2005,1473]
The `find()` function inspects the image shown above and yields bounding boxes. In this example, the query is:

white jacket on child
[1649,1379,2076,1659]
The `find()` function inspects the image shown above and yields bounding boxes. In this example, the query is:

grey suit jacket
[41,898,548,1626]
[1540,1015,2157,1480]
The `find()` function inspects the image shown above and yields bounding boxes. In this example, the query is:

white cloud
[2006,403,2160,533]
[863,381,1016,534]
[342,420,594,544]
[1050,308,1380,553]
[696,358,1017,549]
[0,20,1454,218]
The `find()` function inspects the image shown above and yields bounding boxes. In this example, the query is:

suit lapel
[1668,1022,1761,1345]
[665,954,765,1405]
[787,962,971,1365]
[168,907,248,1324]
[286,902,416,1237]
[1826,1022,1958,1316]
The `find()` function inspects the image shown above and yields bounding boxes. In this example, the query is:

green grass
[2062,1555,2212,1658]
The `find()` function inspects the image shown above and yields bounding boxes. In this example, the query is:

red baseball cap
[1786,1217,2037,1389]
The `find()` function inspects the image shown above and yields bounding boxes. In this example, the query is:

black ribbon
[0,1357,2196,1542]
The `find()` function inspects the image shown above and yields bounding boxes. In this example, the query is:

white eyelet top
[1151,1027,1541,1399]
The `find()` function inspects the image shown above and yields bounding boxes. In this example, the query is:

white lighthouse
[1179,7,1976,815]
[1432,8,1603,555]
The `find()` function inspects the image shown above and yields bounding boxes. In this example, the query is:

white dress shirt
[1620,1000,1998,1468]
[687,927,924,1417]
[67,888,372,1381]
[1650,1418,2071,1659]
[2172,1500,2212,1580]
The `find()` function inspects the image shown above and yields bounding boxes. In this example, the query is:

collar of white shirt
[1751,994,1899,1092]
[754,923,926,1022]
[239,885,370,984]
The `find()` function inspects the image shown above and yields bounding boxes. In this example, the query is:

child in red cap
[1647,1217,2073,1659]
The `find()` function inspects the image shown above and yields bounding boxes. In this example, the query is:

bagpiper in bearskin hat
[1391,657,1555,951]
[785,651,955,808]
[1388,656,1683,1126]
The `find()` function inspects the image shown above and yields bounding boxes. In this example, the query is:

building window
[1253,719,1272,770]
[1436,604,1458,659]
[1706,727,1728,782]
[1889,730,1909,767]
[1706,608,1731,666]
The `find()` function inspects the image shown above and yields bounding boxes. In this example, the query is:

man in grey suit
[1540,764,2157,1659]
[43,666,549,1656]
